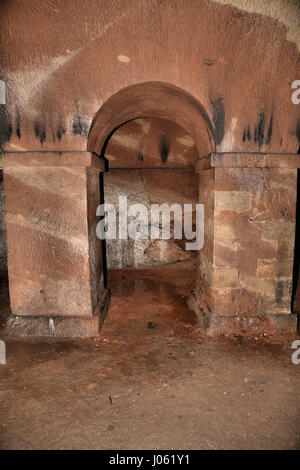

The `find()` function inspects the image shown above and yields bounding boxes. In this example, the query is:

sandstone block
[214,191,251,212]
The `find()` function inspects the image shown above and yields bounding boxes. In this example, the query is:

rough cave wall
[0,0,299,157]
[104,169,198,269]
[102,117,199,269]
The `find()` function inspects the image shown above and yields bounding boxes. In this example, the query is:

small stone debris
[234,334,244,341]
[147,322,157,329]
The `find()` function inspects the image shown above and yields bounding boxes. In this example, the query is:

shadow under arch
[87,81,215,159]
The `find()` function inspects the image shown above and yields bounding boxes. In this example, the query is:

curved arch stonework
[87,82,215,158]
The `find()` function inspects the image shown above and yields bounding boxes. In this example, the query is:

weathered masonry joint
[192,152,300,336]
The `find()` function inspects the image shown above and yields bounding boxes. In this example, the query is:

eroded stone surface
[104,168,198,268]
[4,159,104,319]
[0,0,299,337]
[195,164,298,330]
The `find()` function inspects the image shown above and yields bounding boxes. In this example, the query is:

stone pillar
[3,152,110,337]
[192,153,300,336]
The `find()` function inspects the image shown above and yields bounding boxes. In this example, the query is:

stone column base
[3,289,111,338]
[190,291,298,336]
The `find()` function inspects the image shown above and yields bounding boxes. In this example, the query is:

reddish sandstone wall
[104,168,198,269]
[0,0,299,156]
[0,1,300,336]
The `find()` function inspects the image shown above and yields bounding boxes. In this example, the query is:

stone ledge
[206,313,298,337]
[190,290,298,336]
[2,151,105,170]
[2,289,111,338]
[195,153,300,171]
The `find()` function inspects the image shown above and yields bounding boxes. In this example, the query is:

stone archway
[88,82,216,335]
[3,82,215,337]
[88,81,300,336]
[87,81,215,158]
[3,81,299,337]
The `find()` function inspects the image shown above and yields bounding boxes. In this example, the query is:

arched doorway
[88,82,215,158]
[87,82,215,329]
[3,83,298,338]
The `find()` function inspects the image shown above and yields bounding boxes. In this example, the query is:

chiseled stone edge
[2,151,105,170]
[2,289,111,338]
[206,313,298,337]
[190,290,298,336]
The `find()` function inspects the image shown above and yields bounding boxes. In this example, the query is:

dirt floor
[0,268,300,450]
